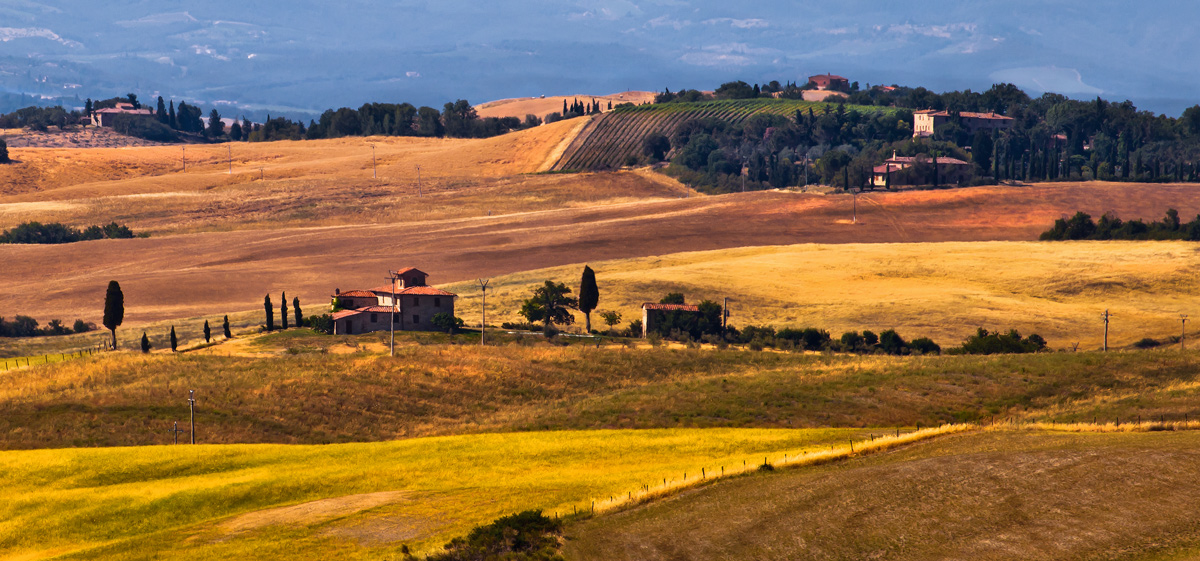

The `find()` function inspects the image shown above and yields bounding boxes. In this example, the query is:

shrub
[431,313,465,334]
[1134,337,1162,349]
[307,314,333,334]
[426,510,563,561]
[111,114,178,142]
[909,337,942,355]
[952,328,1048,355]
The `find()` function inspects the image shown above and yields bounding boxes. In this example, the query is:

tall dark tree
[126,93,140,109]
[140,332,150,353]
[264,294,275,331]
[103,280,124,349]
[229,120,243,141]
[972,130,994,175]
[280,291,288,329]
[0,139,9,164]
[168,101,177,129]
[223,315,232,338]
[518,281,578,335]
[578,266,599,333]
[85,98,93,119]
[203,320,211,343]
[156,96,168,123]
[169,326,178,352]
[292,297,304,328]
[207,108,225,137]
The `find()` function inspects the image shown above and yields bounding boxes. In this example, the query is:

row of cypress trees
[263,292,304,331]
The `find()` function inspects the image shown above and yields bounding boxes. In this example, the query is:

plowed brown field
[4,181,1200,326]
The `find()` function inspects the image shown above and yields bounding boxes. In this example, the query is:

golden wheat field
[446,240,1200,349]
[474,91,657,120]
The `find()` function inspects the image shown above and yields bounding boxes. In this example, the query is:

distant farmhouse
[912,110,1012,138]
[808,73,849,91]
[91,103,154,127]
[872,151,972,188]
[331,268,456,335]
[641,302,700,338]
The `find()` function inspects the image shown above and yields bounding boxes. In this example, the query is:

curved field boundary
[552,99,894,171]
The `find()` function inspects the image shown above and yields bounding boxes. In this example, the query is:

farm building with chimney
[331,268,456,334]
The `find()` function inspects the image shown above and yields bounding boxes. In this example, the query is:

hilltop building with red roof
[912,110,1012,138]
[91,103,155,127]
[808,73,849,91]
[872,151,972,187]
[330,268,456,334]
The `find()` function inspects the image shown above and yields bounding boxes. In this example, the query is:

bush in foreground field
[949,328,1046,355]
[423,510,564,561]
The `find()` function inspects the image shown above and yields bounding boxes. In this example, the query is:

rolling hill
[551,98,893,171]
[565,429,1200,561]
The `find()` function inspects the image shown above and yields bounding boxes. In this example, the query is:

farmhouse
[872,152,972,187]
[641,302,701,338]
[808,74,849,91]
[91,103,155,127]
[331,268,456,334]
[912,110,1012,138]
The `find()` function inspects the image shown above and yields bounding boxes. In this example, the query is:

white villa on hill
[331,268,456,334]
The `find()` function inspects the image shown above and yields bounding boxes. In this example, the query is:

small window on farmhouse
[371,313,378,323]
[434,298,441,307]
[414,297,420,306]
[413,315,420,324]
[394,314,400,324]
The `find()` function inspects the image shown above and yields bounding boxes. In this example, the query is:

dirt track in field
[5,181,1200,325]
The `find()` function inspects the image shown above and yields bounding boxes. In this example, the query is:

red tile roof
[95,107,154,115]
[642,303,700,312]
[394,267,426,276]
[369,285,456,297]
[809,73,848,81]
[913,110,1013,121]
[333,306,395,320]
[336,290,377,298]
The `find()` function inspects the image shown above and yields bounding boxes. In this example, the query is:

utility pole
[723,297,729,331]
[227,145,232,174]
[170,421,184,444]
[188,390,196,444]
[371,144,377,179]
[387,270,400,357]
[182,146,186,171]
[1182,314,1189,350]
[417,164,422,197]
[852,188,858,224]
[1102,309,1111,351]
[478,278,491,346]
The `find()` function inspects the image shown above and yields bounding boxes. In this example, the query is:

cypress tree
[203,320,211,343]
[293,297,304,328]
[140,332,151,353]
[169,326,178,352]
[578,265,599,333]
[103,280,124,350]
[280,291,288,330]
[156,96,168,123]
[0,139,9,164]
[168,101,177,129]
[85,98,93,119]
[264,294,274,331]
[223,315,232,338]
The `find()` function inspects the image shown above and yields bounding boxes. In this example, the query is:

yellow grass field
[0,428,870,561]
[445,240,1200,349]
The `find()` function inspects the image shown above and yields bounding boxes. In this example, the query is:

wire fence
[0,346,105,372]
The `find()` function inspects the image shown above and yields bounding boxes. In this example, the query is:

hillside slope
[2,182,1199,326]
[552,99,891,171]
[565,430,1200,561]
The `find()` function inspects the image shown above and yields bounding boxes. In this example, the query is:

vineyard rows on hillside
[552,99,891,171]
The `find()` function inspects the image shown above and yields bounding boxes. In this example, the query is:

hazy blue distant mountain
[0,1,1195,118]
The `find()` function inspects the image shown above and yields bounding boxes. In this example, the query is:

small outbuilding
[641,302,701,338]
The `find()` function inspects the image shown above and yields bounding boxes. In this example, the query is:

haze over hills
[1,1,1197,118]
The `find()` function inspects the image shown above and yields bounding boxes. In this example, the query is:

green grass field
[565,429,1200,561]
[0,428,874,560]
